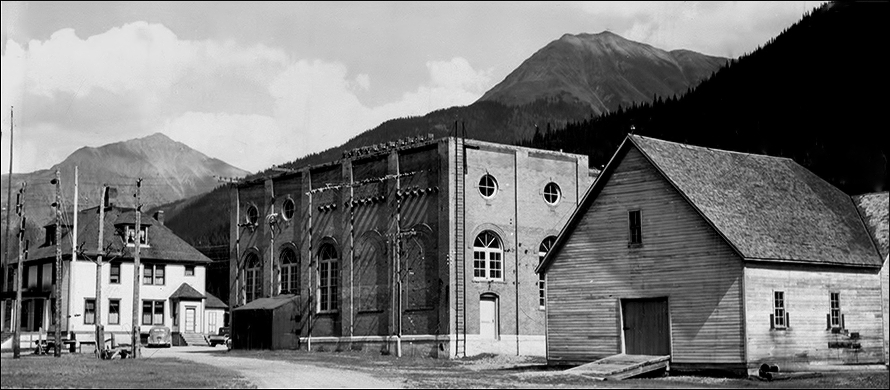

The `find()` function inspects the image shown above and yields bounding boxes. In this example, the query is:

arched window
[473,231,503,280]
[543,182,561,205]
[246,205,259,226]
[279,247,299,295]
[538,236,557,308]
[478,174,498,198]
[282,198,296,220]
[244,253,262,303]
[319,244,339,312]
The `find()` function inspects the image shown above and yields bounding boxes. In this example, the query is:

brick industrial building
[228,135,597,357]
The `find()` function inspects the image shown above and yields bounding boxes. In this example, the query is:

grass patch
[1,353,253,389]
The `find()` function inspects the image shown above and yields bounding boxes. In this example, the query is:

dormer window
[125,225,149,246]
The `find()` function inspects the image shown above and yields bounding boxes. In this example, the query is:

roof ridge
[631,134,794,161]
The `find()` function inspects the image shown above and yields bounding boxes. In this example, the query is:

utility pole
[67,167,78,343]
[131,178,142,358]
[94,186,106,357]
[51,170,62,357]
[12,182,25,358]
[3,107,14,312]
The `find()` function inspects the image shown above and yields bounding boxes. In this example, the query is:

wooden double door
[621,298,670,356]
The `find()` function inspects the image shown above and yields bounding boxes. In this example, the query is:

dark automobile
[207,326,230,347]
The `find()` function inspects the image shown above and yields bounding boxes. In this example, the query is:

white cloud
[1,21,493,174]
[572,1,821,57]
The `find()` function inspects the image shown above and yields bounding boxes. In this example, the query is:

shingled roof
[853,192,889,259]
[205,292,228,310]
[169,283,205,300]
[539,135,883,273]
[28,206,211,264]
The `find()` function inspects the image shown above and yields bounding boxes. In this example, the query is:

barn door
[622,298,670,356]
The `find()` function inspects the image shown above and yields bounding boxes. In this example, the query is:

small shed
[232,295,300,350]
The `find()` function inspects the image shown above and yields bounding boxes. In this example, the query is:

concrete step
[180,333,208,346]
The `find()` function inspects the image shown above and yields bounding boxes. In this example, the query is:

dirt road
[146,346,402,388]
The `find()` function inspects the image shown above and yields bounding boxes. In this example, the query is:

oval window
[478,174,498,198]
[282,198,296,220]
[246,205,259,225]
[543,182,561,205]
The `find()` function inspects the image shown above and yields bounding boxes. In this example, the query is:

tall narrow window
[154,265,165,285]
[244,253,261,303]
[629,210,642,245]
[280,248,300,295]
[142,301,152,325]
[538,236,557,308]
[108,299,120,325]
[830,292,841,328]
[473,231,503,281]
[84,299,96,325]
[109,263,121,284]
[153,300,164,325]
[773,291,786,329]
[319,244,339,312]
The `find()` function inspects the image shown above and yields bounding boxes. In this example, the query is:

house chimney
[154,210,165,226]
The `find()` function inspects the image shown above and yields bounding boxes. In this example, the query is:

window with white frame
[319,244,339,312]
[473,231,503,281]
[244,253,261,303]
[125,225,148,246]
[829,292,841,328]
[84,298,96,325]
[185,265,195,277]
[773,291,787,329]
[478,174,498,198]
[543,182,561,205]
[280,247,300,295]
[109,262,121,284]
[108,299,120,325]
[538,236,557,308]
[142,300,164,325]
[143,264,165,285]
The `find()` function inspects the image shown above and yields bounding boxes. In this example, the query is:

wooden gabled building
[537,135,887,373]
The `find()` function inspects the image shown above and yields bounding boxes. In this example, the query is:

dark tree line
[519,1,889,195]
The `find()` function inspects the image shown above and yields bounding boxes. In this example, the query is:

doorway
[621,297,670,355]
[479,294,498,339]
[185,307,196,333]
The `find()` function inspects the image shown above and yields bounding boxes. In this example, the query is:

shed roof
[538,135,883,273]
[233,295,298,311]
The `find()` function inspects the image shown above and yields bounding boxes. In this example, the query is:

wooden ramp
[567,354,670,380]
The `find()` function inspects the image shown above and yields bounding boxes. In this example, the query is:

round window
[282,198,296,220]
[246,205,259,225]
[478,174,498,198]
[543,182,561,205]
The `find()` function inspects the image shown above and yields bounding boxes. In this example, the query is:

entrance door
[622,298,670,355]
[479,295,498,339]
[185,307,196,333]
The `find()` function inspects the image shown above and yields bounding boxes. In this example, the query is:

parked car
[147,326,172,348]
[207,326,230,347]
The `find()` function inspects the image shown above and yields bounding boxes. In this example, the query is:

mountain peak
[478,32,727,113]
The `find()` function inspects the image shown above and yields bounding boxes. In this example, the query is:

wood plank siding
[546,147,745,364]
[745,264,885,365]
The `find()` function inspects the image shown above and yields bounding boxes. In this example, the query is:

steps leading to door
[180,333,208,346]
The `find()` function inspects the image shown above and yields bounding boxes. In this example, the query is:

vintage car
[147,326,172,348]
[207,326,230,347]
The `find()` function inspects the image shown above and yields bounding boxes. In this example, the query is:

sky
[1,1,822,174]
